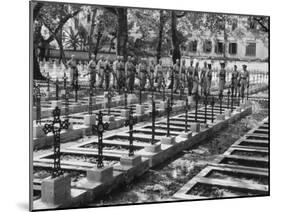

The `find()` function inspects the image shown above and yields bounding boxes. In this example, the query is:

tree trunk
[171,11,181,64]
[33,48,45,80]
[223,26,228,61]
[116,8,128,58]
[88,8,97,59]
[56,32,66,65]
[156,10,164,63]
[94,30,103,58]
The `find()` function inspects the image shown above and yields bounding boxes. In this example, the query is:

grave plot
[33,109,150,210]
[33,84,261,210]
[173,118,269,200]
[65,93,252,171]
[33,98,189,150]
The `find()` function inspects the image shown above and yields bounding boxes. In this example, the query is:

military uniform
[67,59,78,87]
[116,60,125,91]
[180,63,187,87]
[97,59,107,88]
[155,63,164,91]
[231,69,240,97]
[88,59,97,88]
[187,66,194,95]
[126,61,136,92]
[104,61,111,90]
[192,66,200,95]
[218,67,226,96]
[240,69,249,99]
[200,66,208,96]
[112,59,117,88]
[173,63,180,92]
[138,62,148,90]
[206,65,212,95]
[148,64,155,89]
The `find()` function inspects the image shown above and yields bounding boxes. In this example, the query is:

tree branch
[253,17,269,32]
[105,7,117,15]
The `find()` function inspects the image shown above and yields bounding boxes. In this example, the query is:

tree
[170,11,187,63]
[156,10,169,63]
[105,7,128,58]
[37,3,81,64]
[63,27,83,50]
[32,2,45,80]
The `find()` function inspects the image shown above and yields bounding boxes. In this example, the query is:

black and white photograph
[29,0,269,211]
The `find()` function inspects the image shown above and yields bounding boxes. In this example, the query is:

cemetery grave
[173,118,269,200]
[33,86,259,209]
[32,63,269,210]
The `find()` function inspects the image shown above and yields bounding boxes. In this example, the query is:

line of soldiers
[66,54,250,98]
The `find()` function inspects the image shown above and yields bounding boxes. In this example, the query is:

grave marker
[34,84,42,125]
[204,94,208,124]
[151,101,159,145]
[46,72,50,92]
[139,88,142,105]
[227,88,231,109]
[63,72,67,91]
[219,93,223,114]
[73,80,80,102]
[166,99,172,137]
[211,96,215,123]
[231,85,234,112]
[125,107,137,156]
[42,107,69,177]
[195,92,199,122]
[55,77,59,101]
[92,111,109,168]
[185,97,189,132]
[162,82,166,101]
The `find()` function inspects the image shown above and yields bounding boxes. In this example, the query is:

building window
[215,41,224,54]
[189,40,197,52]
[245,42,256,56]
[203,40,212,53]
[229,42,237,55]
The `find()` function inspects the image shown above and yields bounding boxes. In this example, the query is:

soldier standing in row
[112,56,119,89]
[116,56,125,92]
[67,55,78,87]
[126,57,136,93]
[231,65,240,97]
[206,63,213,95]
[155,59,164,92]
[200,61,208,96]
[148,60,156,89]
[97,56,106,88]
[218,62,226,96]
[240,64,250,99]
[138,58,148,90]
[187,60,194,96]
[87,54,97,89]
[180,59,187,88]
[104,58,111,91]
[192,62,200,95]
[173,59,181,93]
